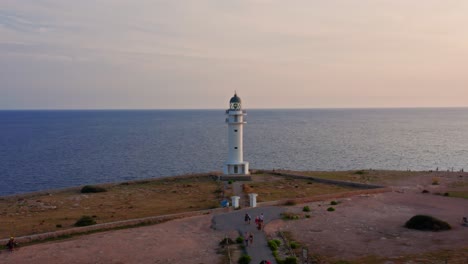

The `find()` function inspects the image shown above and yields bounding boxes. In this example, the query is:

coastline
[1,169,467,263]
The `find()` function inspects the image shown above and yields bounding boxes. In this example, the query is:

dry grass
[245,175,355,202]
[300,170,426,184]
[0,175,222,238]
[447,191,468,199]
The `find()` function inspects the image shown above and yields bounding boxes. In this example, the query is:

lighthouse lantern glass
[230,102,241,110]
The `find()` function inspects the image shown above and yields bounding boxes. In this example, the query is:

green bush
[354,170,366,175]
[268,239,281,251]
[289,241,299,249]
[272,250,280,262]
[228,180,233,184]
[284,257,298,264]
[284,200,296,206]
[330,200,338,205]
[305,214,310,218]
[405,215,451,231]
[80,185,107,193]
[74,215,96,227]
[281,212,301,220]
[238,254,251,264]
[236,236,244,244]
[302,206,311,212]
[327,207,335,212]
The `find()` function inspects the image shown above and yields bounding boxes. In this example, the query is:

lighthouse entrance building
[223,93,250,176]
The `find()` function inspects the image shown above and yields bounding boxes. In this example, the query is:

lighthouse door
[233,166,238,174]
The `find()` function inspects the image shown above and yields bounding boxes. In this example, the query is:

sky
[1,0,468,109]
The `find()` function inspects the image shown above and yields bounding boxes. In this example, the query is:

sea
[1,108,467,196]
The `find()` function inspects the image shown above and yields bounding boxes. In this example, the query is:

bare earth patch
[266,172,468,263]
[2,214,223,264]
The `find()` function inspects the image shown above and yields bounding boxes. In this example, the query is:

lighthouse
[223,93,249,176]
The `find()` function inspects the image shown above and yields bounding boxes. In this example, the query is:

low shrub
[219,237,234,245]
[80,185,107,193]
[305,214,310,218]
[228,180,233,184]
[422,189,429,194]
[443,192,449,196]
[354,170,366,175]
[327,207,335,212]
[289,241,299,249]
[238,254,251,264]
[56,224,62,228]
[236,236,244,244]
[74,215,96,227]
[284,256,298,264]
[284,200,296,206]
[268,239,281,251]
[272,250,280,261]
[405,215,451,231]
[281,212,300,220]
[330,200,338,205]
[302,206,311,212]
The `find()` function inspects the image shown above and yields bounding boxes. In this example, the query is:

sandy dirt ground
[266,173,468,262]
[1,215,224,264]
[2,172,467,263]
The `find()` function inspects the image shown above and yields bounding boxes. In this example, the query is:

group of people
[242,213,271,264]
[244,212,265,230]
[243,232,254,246]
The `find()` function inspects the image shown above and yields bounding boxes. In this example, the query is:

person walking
[6,237,18,251]
[259,213,264,230]
[249,233,254,245]
[244,213,251,224]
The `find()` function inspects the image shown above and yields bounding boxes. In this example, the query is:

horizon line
[1,106,468,111]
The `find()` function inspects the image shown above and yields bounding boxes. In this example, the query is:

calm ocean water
[1,108,467,196]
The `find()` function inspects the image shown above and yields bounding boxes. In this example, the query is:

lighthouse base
[223,162,249,176]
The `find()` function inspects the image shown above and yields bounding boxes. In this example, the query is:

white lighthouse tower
[223,93,249,176]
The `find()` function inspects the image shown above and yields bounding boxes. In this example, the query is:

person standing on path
[249,233,254,245]
[244,232,250,247]
[245,213,251,224]
[259,213,264,230]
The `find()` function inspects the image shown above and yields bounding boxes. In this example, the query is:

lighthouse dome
[229,93,242,110]
[229,93,241,103]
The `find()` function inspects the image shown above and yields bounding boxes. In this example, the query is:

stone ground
[2,172,468,263]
